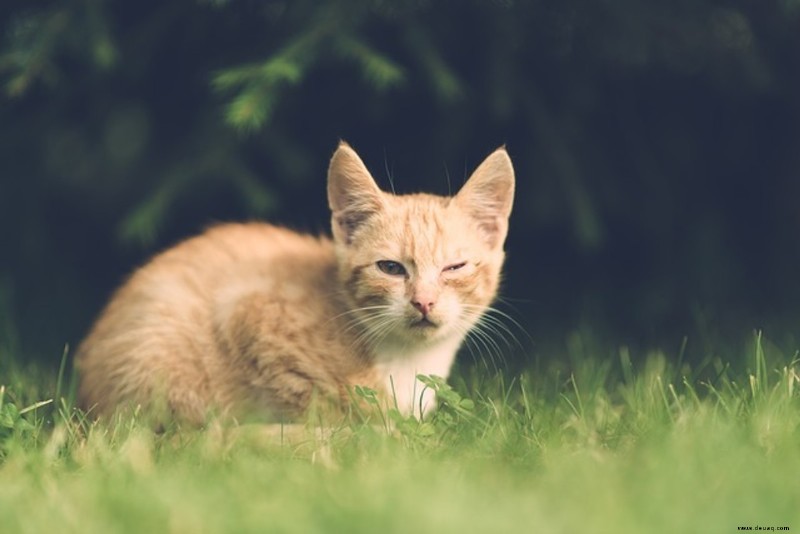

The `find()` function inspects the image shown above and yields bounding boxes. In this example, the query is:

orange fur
[76,142,515,424]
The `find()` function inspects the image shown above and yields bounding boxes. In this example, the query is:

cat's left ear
[328,141,385,245]
[455,147,515,249]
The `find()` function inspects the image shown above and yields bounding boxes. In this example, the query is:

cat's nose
[411,299,435,316]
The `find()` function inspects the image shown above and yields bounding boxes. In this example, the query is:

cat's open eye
[376,260,407,276]
[443,261,467,272]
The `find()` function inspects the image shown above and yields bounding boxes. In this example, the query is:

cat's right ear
[327,142,385,245]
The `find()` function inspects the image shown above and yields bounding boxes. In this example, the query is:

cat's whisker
[461,322,504,367]
[346,318,392,345]
[476,314,521,351]
[339,310,390,332]
[334,306,395,334]
[458,327,479,360]
[460,321,503,375]
[474,320,506,354]
[326,305,393,327]
[470,322,506,372]
[452,321,492,373]
[493,294,534,306]
[351,315,399,351]
[464,311,511,365]
[470,305,533,343]
[455,314,518,374]
[461,304,531,351]
[357,326,394,352]
[452,324,480,369]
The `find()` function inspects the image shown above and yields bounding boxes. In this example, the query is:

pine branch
[334,34,406,90]
[405,25,463,102]
[0,9,70,97]
[212,28,324,130]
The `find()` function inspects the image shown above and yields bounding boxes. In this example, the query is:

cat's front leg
[213,291,348,420]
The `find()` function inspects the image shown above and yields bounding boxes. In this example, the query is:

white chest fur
[373,336,462,419]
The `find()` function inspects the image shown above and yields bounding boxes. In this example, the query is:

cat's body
[76,143,514,425]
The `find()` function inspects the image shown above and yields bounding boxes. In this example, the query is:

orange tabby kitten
[76,142,514,425]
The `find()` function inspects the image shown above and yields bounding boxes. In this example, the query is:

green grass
[1,333,799,533]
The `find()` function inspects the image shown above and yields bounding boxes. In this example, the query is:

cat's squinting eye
[376,260,407,276]
[443,262,467,272]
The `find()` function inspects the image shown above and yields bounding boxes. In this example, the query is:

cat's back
[84,222,335,327]
[76,222,338,419]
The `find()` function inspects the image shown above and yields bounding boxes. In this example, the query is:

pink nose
[412,300,435,316]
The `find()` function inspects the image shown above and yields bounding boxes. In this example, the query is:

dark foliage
[2,0,799,363]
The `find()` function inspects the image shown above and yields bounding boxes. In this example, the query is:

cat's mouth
[409,317,439,330]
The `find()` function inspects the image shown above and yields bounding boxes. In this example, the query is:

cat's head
[327,142,514,347]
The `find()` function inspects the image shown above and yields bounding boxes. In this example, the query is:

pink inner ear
[335,214,358,245]
[334,208,381,245]
[476,216,505,249]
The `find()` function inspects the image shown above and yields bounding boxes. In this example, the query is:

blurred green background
[1,0,799,366]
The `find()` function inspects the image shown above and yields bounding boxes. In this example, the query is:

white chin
[405,321,453,342]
